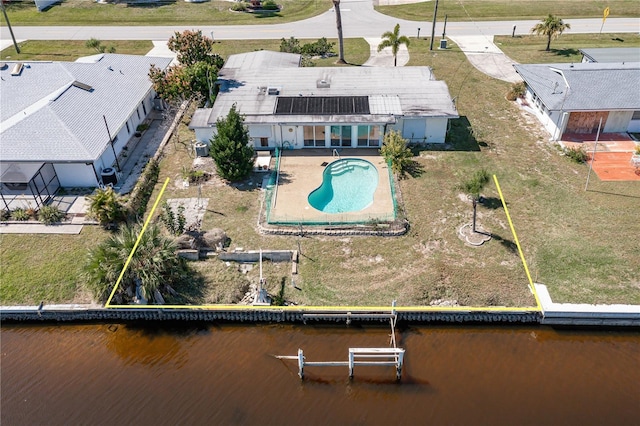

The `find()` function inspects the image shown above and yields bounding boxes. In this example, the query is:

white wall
[604,111,633,133]
[54,163,98,187]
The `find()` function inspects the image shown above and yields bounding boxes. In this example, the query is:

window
[632,111,640,120]
[260,137,269,147]
[330,126,341,147]
[142,101,147,115]
[369,126,380,147]
[136,108,141,120]
[125,122,130,135]
[356,125,380,147]
[303,126,326,147]
[341,126,351,147]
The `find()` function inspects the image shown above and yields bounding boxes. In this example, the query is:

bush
[160,201,186,236]
[280,36,301,54]
[231,2,247,11]
[0,209,10,221]
[564,146,588,163]
[88,186,126,228]
[380,130,413,177]
[129,159,160,218]
[262,0,279,10]
[10,208,31,221]
[301,37,335,57]
[506,81,526,101]
[38,205,66,225]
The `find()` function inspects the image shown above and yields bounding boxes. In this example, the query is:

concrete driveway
[447,35,522,83]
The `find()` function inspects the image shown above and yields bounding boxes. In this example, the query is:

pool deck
[269,149,396,224]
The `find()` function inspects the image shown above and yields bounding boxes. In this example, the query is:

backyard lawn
[1,34,638,307]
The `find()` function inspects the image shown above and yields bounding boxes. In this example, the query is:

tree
[531,14,571,51]
[460,169,490,233]
[85,223,188,305]
[210,104,255,181]
[167,29,221,67]
[380,130,413,177]
[332,0,346,64]
[377,24,410,67]
[150,30,224,106]
[87,186,126,228]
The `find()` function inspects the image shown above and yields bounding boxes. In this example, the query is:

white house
[0,54,172,209]
[189,51,458,150]
[513,62,640,139]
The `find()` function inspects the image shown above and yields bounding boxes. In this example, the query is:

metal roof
[207,53,458,127]
[580,48,640,63]
[0,54,172,162]
[513,62,640,111]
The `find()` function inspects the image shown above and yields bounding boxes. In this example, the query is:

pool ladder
[333,149,341,159]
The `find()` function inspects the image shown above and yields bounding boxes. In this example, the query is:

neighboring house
[189,51,458,150]
[0,54,171,209]
[513,62,640,140]
[580,48,640,63]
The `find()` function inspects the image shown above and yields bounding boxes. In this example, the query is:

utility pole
[1,2,21,54]
[429,0,439,51]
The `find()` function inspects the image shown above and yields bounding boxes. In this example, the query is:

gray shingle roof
[513,62,640,111]
[580,48,640,63]
[209,53,458,126]
[1,54,172,162]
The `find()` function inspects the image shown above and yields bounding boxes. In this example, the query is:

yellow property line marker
[105,175,541,314]
[493,175,542,311]
[105,177,170,308]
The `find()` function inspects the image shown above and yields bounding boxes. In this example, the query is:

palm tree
[332,0,346,64]
[531,14,571,52]
[460,169,490,233]
[377,24,411,67]
[85,222,187,305]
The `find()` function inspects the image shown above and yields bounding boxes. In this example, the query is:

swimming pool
[308,158,379,213]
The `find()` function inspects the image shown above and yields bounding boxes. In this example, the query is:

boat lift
[276,302,405,380]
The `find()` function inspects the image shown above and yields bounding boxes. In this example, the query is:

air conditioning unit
[267,87,280,96]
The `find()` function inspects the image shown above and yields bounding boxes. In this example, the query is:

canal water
[1,323,639,426]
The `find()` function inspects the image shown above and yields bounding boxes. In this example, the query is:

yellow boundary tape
[493,175,542,311]
[105,177,170,308]
[105,176,541,313]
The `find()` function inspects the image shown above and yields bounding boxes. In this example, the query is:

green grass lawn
[1,0,332,26]
[494,33,640,64]
[376,0,640,22]
[1,34,638,307]
[1,38,370,66]
[0,227,108,305]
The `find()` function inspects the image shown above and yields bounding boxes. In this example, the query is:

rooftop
[514,62,640,111]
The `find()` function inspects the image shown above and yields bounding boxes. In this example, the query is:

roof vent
[72,81,94,92]
[10,63,24,76]
[267,87,280,95]
[317,79,330,88]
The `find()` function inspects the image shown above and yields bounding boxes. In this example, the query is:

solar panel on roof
[275,96,370,115]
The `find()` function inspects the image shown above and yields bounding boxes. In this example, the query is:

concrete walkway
[447,35,522,83]
[363,37,410,67]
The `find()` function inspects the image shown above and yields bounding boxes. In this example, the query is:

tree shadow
[125,1,177,9]
[491,233,518,254]
[401,159,426,179]
[478,196,503,210]
[414,116,482,152]
[169,263,207,305]
[549,48,579,58]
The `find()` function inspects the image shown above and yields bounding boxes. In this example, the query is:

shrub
[88,186,126,228]
[231,2,247,11]
[0,209,10,221]
[38,205,66,225]
[280,36,301,54]
[10,208,31,221]
[210,104,254,181]
[564,146,588,163]
[506,81,526,101]
[380,130,413,177]
[160,202,186,236]
[136,123,149,133]
[262,0,279,10]
[635,144,640,155]
[129,159,160,218]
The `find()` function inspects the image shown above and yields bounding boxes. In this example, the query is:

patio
[561,132,640,182]
[266,149,397,225]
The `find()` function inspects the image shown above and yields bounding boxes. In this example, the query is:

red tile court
[561,133,640,182]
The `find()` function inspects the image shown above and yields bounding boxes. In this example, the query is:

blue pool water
[308,159,379,213]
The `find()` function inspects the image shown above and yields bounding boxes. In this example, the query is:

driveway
[447,35,521,83]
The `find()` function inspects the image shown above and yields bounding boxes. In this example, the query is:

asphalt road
[1,0,638,42]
